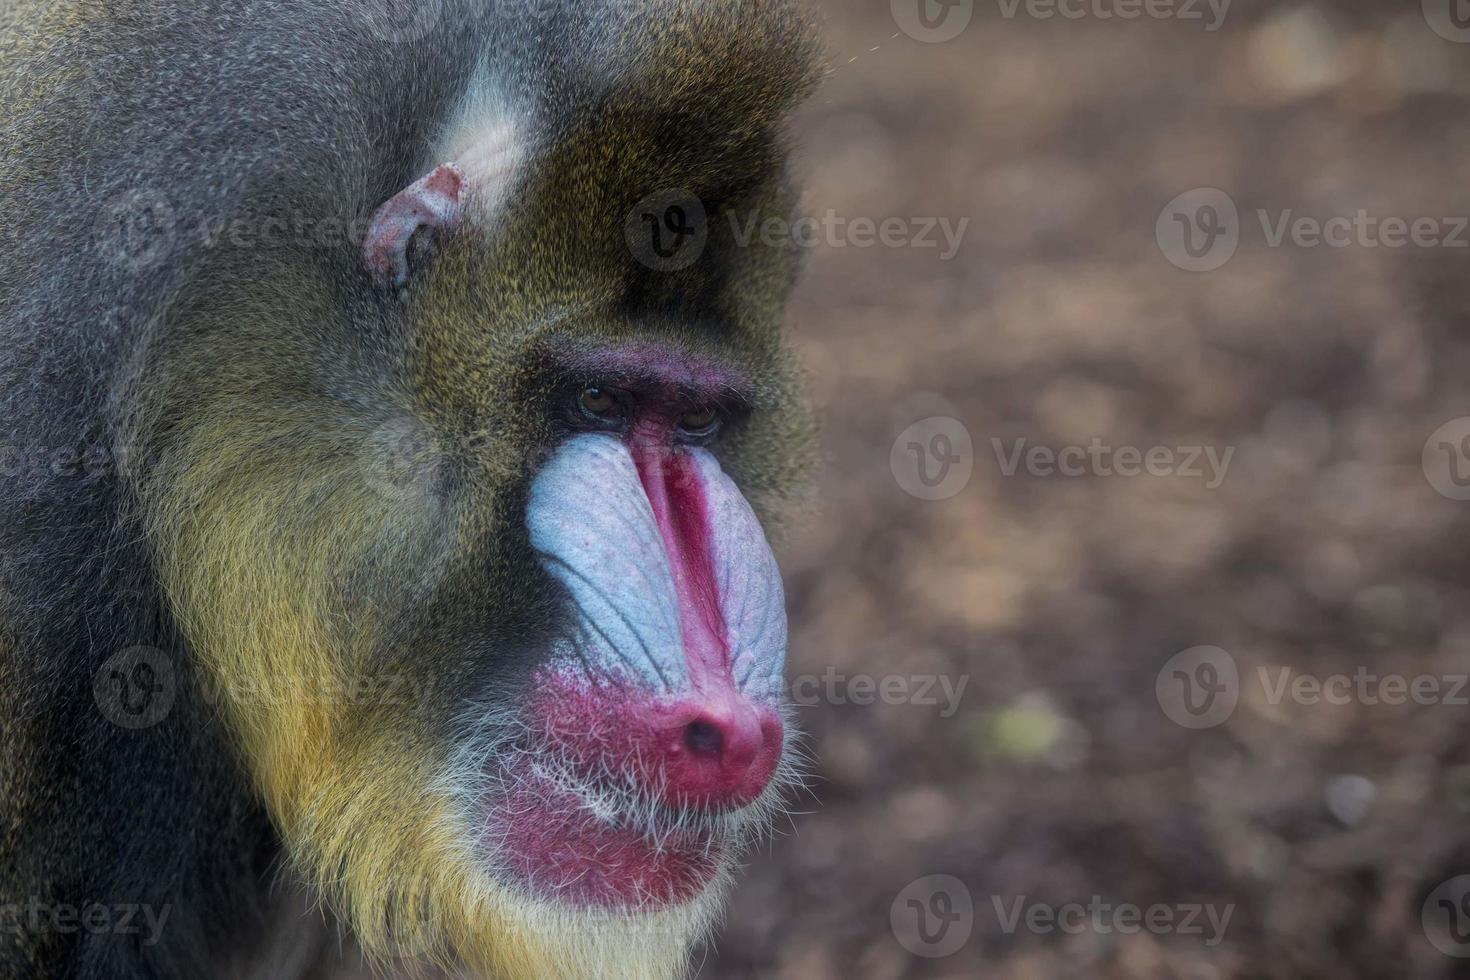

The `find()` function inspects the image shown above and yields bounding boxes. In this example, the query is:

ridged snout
[526,433,788,808]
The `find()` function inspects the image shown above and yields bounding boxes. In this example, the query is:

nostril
[656,704,783,809]
[684,719,724,758]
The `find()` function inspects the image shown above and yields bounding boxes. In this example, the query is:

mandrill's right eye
[575,386,629,428]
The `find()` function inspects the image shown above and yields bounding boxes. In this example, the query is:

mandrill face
[131,54,817,977]
[464,339,806,914]
[508,423,792,907]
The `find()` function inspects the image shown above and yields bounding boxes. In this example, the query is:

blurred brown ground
[698,1,1470,977]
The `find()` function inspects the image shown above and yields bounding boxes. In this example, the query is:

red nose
[532,673,785,812]
[656,698,784,809]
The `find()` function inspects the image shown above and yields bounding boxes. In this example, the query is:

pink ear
[363,162,465,291]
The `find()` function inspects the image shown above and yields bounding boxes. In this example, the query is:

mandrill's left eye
[677,405,721,441]
[576,386,629,428]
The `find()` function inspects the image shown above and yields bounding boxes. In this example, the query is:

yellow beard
[150,418,729,980]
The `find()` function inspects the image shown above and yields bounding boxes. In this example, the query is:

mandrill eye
[677,405,721,441]
[575,386,628,428]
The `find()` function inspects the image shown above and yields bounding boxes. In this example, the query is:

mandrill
[0,0,821,977]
